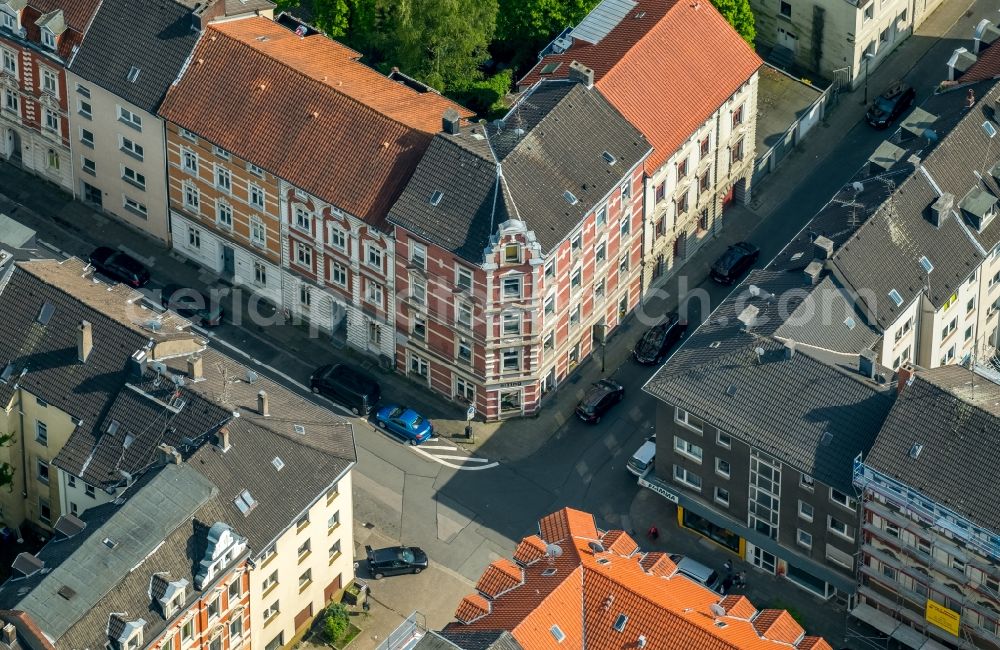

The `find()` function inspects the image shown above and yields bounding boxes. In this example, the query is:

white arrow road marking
[410,446,498,470]
[420,443,459,451]
[436,455,491,463]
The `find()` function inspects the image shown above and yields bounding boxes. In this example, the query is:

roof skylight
[563,190,579,205]
[429,190,444,206]
[919,255,934,273]
[888,289,904,307]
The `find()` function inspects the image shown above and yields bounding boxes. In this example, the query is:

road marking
[410,446,498,470]
[420,443,459,451]
[436,455,491,463]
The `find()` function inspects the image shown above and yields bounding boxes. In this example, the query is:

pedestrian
[737,571,746,588]
[647,525,659,541]
[723,559,733,573]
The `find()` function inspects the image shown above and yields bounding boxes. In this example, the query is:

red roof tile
[960,42,1000,83]
[455,593,491,624]
[476,559,523,598]
[719,595,757,619]
[520,0,762,171]
[638,551,676,577]
[538,507,599,543]
[513,535,548,565]
[20,2,101,60]
[601,529,638,556]
[799,637,834,650]
[752,609,805,644]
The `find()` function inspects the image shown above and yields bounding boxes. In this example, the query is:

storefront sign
[639,476,679,504]
[925,599,960,637]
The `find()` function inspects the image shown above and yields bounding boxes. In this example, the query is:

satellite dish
[545,543,563,559]
[710,603,726,617]
[588,541,605,554]
[754,347,765,357]
[246,370,258,384]
[852,181,864,193]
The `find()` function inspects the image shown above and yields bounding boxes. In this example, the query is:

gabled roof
[158,16,472,228]
[69,0,203,114]
[864,365,1000,532]
[388,80,650,261]
[18,1,101,60]
[519,0,761,170]
[443,508,831,650]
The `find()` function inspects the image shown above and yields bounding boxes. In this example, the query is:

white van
[627,435,656,477]
[672,555,723,593]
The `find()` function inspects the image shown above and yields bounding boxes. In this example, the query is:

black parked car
[633,314,688,365]
[865,83,916,129]
[88,246,150,288]
[310,364,381,415]
[161,284,224,327]
[575,379,625,424]
[365,545,428,579]
[710,242,759,285]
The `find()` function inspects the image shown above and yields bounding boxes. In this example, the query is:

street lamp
[863,52,875,105]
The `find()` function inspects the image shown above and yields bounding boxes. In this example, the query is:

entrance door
[221,245,235,278]
[5,128,20,165]
[82,182,102,208]
[776,27,798,54]
[751,546,777,573]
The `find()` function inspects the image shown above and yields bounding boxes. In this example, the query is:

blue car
[374,405,433,445]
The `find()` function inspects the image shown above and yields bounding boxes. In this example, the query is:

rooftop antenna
[544,543,563,565]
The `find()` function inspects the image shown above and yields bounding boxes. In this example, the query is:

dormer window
[0,7,16,32]
[504,244,520,264]
[960,186,998,232]
[41,28,54,49]
[110,617,146,650]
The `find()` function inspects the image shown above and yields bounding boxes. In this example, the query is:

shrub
[322,603,351,643]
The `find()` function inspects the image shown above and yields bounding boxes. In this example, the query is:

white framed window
[411,277,426,305]
[294,242,312,268]
[410,241,427,270]
[798,500,814,522]
[229,617,243,642]
[41,28,55,49]
[40,68,57,96]
[119,136,143,160]
[117,105,142,130]
[215,164,231,193]
[594,278,605,300]
[544,260,555,279]
[571,232,582,252]
[830,488,857,511]
[409,353,429,377]
[502,275,522,299]
[714,486,730,506]
[456,338,472,364]
[262,600,279,621]
[366,244,382,269]
[247,161,265,177]
[800,473,814,491]
[4,88,18,114]
[544,293,556,315]
[596,241,607,265]
[253,261,267,287]
[571,266,582,290]
[501,349,521,372]
[249,183,266,210]
[123,196,147,217]
[366,280,383,306]
[455,374,475,399]
[181,148,198,174]
[179,127,198,142]
[456,265,473,292]
[81,156,95,174]
[619,254,630,274]
[43,108,58,132]
[828,516,854,541]
[596,205,607,226]
[673,465,701,490]
[122,166,146,190]
[717,431,732,448]
[411,313,427,341]
[188,226,201,249]
[504,243,520,264]
[216,200,233,229]
[294,205,312,233]
[46,148,59,170]
[213,145,230,160]
[457,301,472,328]
[674,436,703,462]
[620,214,631,238]
[797,529,813,549]
[251,216,266,246]
[331,263,347,287]
[502,312,521,336]
[0,8,13,31]
[674,407,703,433]
[570,304,581,326]
[0,47,15,75]
[715,457,731,478]
[328,225,347,251]
[36,459,49,484]
[299,285,311,307]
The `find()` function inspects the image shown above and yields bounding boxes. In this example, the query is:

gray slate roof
[864,365,1000,532]
[436,630,524,650]
[389,79,650,263]
[773,275,880,352]
[69,0,202,114]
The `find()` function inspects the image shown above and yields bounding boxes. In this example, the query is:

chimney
[157,443,182,465]
[1,623,14,645]
[187,354,203,381]
[442,109,461,135]
[78,320,93,363]
[257,390,269,417]
[803,260,823,285]
[813,236,834,260]
[784,339,796,359]
[129,349,148,379]
[896,364,916,394]
[567,60,595,89]
[859,349,877,379]
[216,427,230,452]
[967,87,976,108]
[929,193,954,228]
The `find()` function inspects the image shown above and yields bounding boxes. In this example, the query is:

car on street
[88,246,150,288]
[710,242,759,285]
[310,364,381,415]
[865,83,916,129]
[160,284,224,327]
[365,545,428,579]
[670,555,723,593]
[575,379,625,424]
[374,405,433,445]
[626,434,656,477]
[633,314,688,365]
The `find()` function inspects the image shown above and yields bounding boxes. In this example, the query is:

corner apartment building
[852,364,1000,649]
[388,75,650,418]
[64,0,271,243]
[159,16,470,360]
[752,0,944,87]
[0,465,253,650]
[520,0,763,289]
[0,0,100,190]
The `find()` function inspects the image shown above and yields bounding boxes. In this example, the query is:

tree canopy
[710,0,756,46]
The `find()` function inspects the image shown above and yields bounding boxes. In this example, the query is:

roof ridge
[597,0,681,84]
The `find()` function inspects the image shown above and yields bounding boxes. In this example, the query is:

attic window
[106,420,120,435]
[725,384,737,397]
[0,362,13,383]
[821,431,833,446]
[909,443,923,459]
[540,62,561,74]
[41,28,55,49]
[234,489,257,515]
[715,621,728,628]
[888,289,904,307]
[58,585,76,600]
[602,151,617,165]
[127,66,140,83]
[429,190,444,206]
[844,316,856,330]
[541,567,558,577]
[984,121,998,138]
[272,456,285,471]
[709,341,721,348]
[919,256,934,273]
[550,625,566,643]
[293,424,306,435]
[36,302,55,325]
[563,190,579,205]
[103,537,118,549]
[613,614,628,632]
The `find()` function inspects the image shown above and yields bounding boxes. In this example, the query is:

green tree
[322,603,351,643]
[496,0,598,53]
[710,0,756,45]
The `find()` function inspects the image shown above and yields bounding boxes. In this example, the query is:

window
[544,260,555,279]
[41,28,55,49]
[229,617,243,641]
[674,436,703,462]
[329,539,342,561]
[183,182,200,211]
[46,148,59,170]
[715,458,731,478]
[880,26,890,43]
[43,108,58,132]
[596,205,607,226]
[673,465,701,490]
[1,48,15,75]
[66,475,75,487]
[410,241,427,269]
[596,241,607,265]
[828,516,853,541]
[502,349,520,372]
[328,225,346,251]
[36,421,47,445]
[502,312,521,336]
[254,261,267,287]
[800,473,814,490]
[676,192,689,214]
[457,301,473,327]
[247,161,265,177]
[941,344,956,365]
[249,183,266,210]
[120,136,143,160]
[571,232,582,252]
[799,500,814,522]
[780,0,791,17]
[797,529,812,549]
[262,570,278,592]
[328,510,340,531]
[366,244,382,269]
[41,68,57,95]
[621,180,632,200]
[677,157,688,179]
[295,242,312,268]
[297,538,311,560]
[213,145,230,160]
[864,3,873,21]
[714,487,730,506]
[456,266,473,292]
[117,105,142,130]
[699,136,710,158]
[655,182,666,202]
[411,314,426,341]
[717,431,732,448]
[502,276,522,299]
[182,620,194,641]
[620,214,631,238]
[594,278,605,300]
[181,148,198,174]
[208,595,220,619]
[188,226,201,249]
[85,484,95,498]
[699,170,711,193]
[830,488,857,511]
[37,460,49,484]
[544,294,556,316]
[967,297,977,314]
[674,408,703,433]
[81,157,95,175]
[570,305,581,325]
[251,216,266,246]
[262,600,279,620]
[331,263,347,287]
[619,254,630,274]
[411,277,426,305]
[179,127,198,142]
[215,165,231,193]
[229,577,241,601]
[216,201,233,229]
[298,568,313,588]
[409,354,429,377]
[366,281,383,306]
[571,267,582,289]
[504,244,520,264]
[296,513,310,531]
[543,332,554,351]
[122,166,145,190]
[731,138,745,163]
[732,104,745,128]
[4,89,18,113]
[457,338,472,363]
[965,325,974,342]
[941,317,957,340]
[299,285,311,307]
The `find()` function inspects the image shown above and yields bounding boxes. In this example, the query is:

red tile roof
[476,559,523,598]
[638,551,676,577]
[158,17,472,228]
[21,1,101,60]
[520,0,762,171]
[513,535,548,565]
[601,529,638,556]
[446,508,829,650]
[959,42,1000,83]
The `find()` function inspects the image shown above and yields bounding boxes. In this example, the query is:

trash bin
[464,425,473,439]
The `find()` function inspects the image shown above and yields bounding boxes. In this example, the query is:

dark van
[310,364,381,415]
